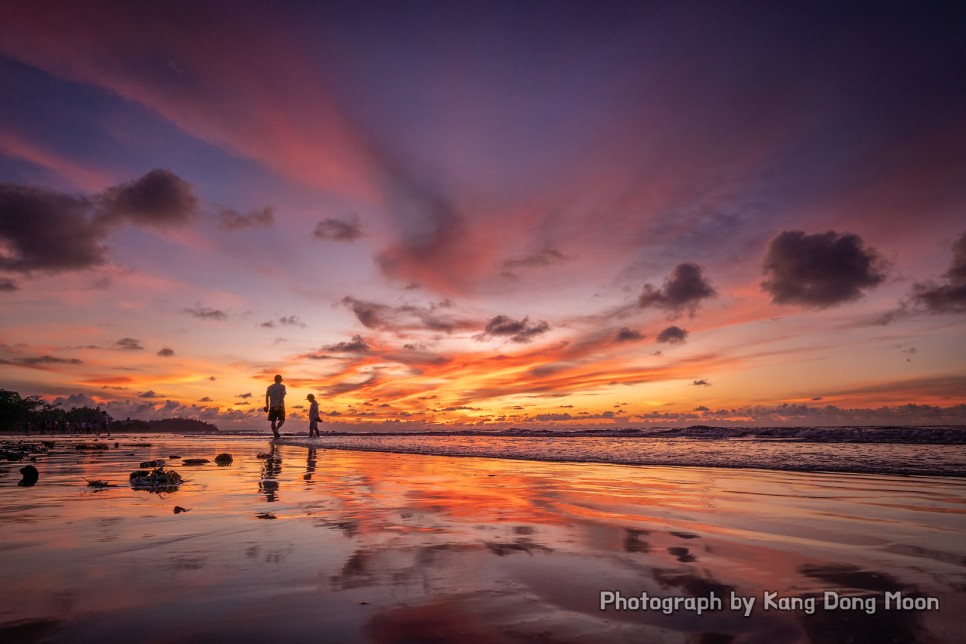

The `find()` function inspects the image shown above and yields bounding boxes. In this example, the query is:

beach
[1,435,964,643]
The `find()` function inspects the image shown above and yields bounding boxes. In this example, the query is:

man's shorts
[268,406,285,422]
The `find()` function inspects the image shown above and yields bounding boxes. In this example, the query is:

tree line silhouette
[0,389,218,434]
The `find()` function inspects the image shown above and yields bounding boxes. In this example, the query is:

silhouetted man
[265,374,286,439]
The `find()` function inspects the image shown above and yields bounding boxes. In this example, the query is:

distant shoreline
[4,423,965,444]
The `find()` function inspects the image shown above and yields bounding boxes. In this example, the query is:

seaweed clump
[129,467,184,492]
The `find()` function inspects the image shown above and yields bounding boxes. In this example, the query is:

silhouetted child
[307,393,321,437]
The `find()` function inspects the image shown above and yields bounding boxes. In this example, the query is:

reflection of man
[265,374,286,439]
[259,442,281,501]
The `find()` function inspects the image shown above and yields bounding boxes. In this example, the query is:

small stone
[214,453,233,466]
[173,506,190,514]
[18,465,39,487]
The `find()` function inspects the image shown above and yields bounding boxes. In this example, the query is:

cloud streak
[342,296,474,334]
[217,206,273,230]
[314,216,363,241]
[183,306,228,321]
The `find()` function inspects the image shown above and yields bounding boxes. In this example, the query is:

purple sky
[1,1,964,430]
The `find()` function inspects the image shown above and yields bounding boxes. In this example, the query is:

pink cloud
[0,3,378,201]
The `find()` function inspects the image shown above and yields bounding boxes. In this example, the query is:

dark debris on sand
[129,467,184,492]
[1,440,51,461]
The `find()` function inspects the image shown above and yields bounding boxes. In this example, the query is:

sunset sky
[1,1,964,431]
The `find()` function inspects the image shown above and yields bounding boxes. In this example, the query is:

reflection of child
[307,393,321,437]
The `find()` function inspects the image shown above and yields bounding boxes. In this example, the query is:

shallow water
[1,435,964,642]
[286,432,966,476]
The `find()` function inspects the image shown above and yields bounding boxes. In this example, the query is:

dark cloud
[183,306,228,321]
[97,169,197,227]
[693,379,711,386]
[157,347,175,357]
[237,392,253,399]
[341,296,471,334]
[262,315,305,329]
[314,216,363,241]
[694,405,710,412]
[615,327,644,342]
[322,335,370,354]
[198,396,213,402]
[656,326,688,344]
[138,390,161,398]
[907,232,966,314]
[0,184,105,273]
[115,337,144,351]
[0,278,20,291]
[638,263,717,316]
[535,413,574,421]
[0,170,196,280]
[476,315,550,343]
[761,230,887,309]
[217,206,273,230]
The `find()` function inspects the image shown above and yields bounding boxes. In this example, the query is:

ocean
[280,425,966,477]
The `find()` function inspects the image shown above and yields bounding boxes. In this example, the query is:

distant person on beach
[97,409,111,438]
[306,393,321,437]
[264,374,286,439]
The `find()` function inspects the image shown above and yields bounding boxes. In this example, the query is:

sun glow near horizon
[1,2,964,430]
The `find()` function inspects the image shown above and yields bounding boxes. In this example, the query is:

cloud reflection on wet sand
[0,435,963,642]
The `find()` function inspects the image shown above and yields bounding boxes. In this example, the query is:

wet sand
[1,435,964,643]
